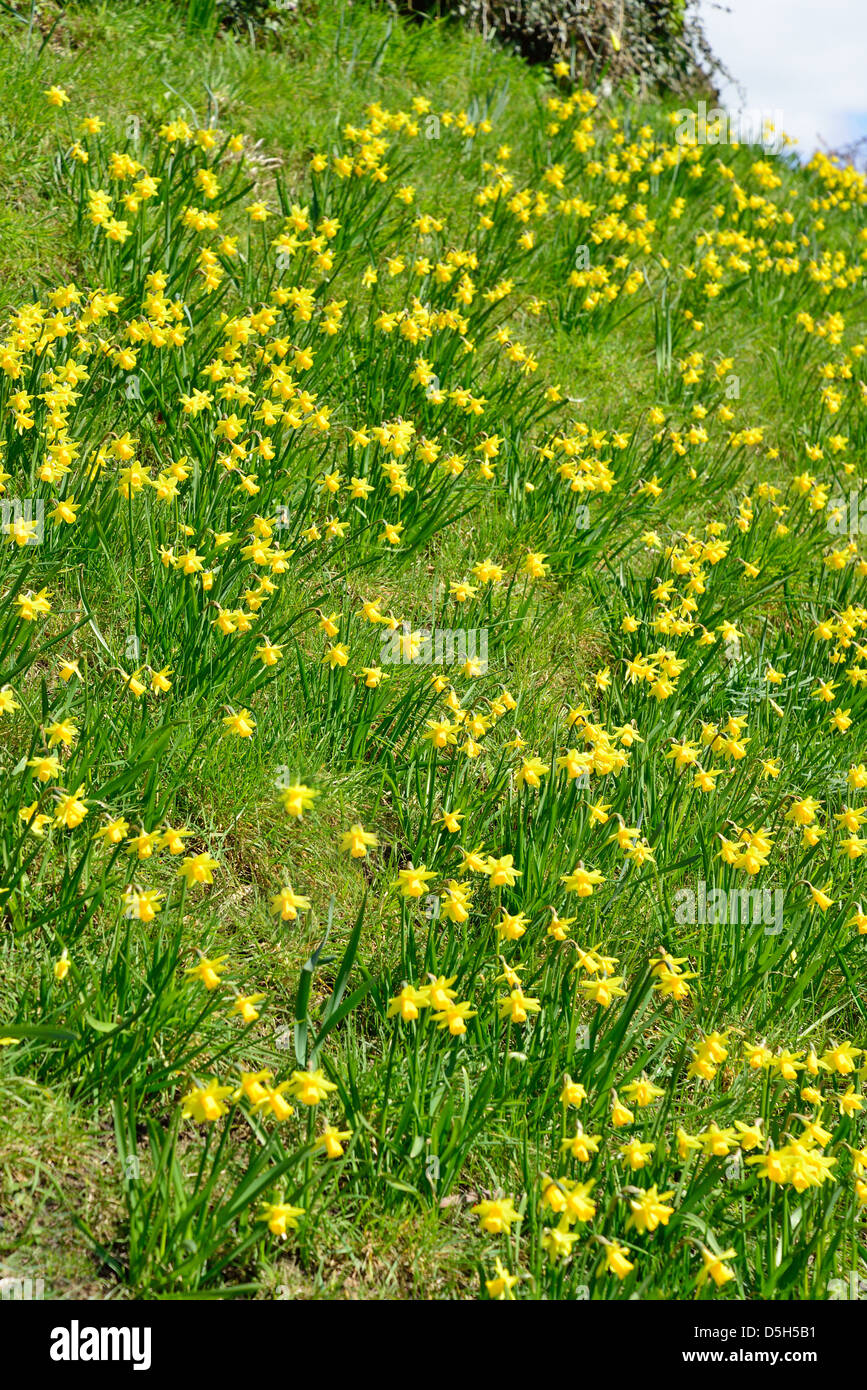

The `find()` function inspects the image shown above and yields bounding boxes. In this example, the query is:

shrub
[381,0,724,94]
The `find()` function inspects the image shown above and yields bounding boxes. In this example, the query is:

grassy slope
[1,2,627,1299]
[0,0,864,1300]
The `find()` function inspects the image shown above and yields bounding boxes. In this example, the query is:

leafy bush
[382,0,723,93]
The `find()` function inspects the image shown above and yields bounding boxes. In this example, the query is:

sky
[698,0,867,159]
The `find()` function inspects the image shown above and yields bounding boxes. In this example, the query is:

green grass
[1,0,867,1301]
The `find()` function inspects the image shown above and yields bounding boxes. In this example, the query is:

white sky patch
[698,0,867,157]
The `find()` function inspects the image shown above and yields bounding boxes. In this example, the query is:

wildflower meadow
[2,0,866,1314]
